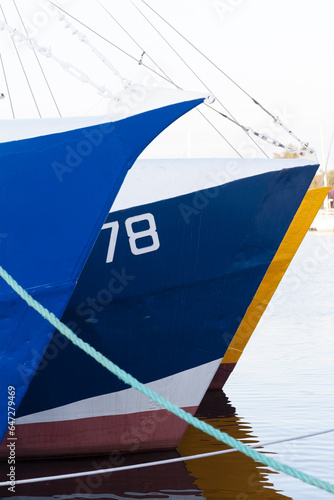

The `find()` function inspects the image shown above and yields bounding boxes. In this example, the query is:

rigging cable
[197,107,242,157]
[0,53,15,118]
[53,1,290,158]
[96,0,175,86]
[0,21,119,101]
[48,1,175,87]
[0,5,42,118]
[49,1,242,157]
[129,0,268,158]
[218,110,300,155]
[137,0,315,155]
[12,0,62,117]
[139,0,261,101]
[51,6,133,91]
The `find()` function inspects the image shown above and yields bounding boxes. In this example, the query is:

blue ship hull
[4,160,318,457]
[0,96,205,444]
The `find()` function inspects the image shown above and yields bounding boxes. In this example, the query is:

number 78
[102,213,160,263]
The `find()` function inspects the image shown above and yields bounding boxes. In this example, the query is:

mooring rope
[0,265,333,494]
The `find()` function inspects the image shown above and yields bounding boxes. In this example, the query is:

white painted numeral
[102,213,160,263]
[125,213,160,256]
[102,221,119,263]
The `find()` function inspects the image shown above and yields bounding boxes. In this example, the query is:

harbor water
[1,232,333,499]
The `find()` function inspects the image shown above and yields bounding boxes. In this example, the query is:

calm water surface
[1,232,333,500]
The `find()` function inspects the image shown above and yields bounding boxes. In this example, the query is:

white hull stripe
[16,359,221,425]
[111,158,313,211]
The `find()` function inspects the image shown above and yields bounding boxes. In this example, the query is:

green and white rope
[1,264,334,495]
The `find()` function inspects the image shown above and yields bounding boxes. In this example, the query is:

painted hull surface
[3,160,318,458]
[209,187,328,390]
[0,95,205,442]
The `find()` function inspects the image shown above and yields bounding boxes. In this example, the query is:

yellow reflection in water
[178,391,292,500]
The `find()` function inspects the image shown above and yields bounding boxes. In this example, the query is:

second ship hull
[2,159,318,458]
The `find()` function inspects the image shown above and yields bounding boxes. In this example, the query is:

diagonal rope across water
[0,264,333,494]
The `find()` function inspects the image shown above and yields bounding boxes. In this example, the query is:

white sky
[0,0,333,168]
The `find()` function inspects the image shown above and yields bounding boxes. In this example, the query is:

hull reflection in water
[0,391,293,499]
[0,450,201,499]
[178,390,292,500]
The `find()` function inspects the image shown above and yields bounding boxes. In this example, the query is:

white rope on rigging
[273,115,314,155]
[217,110,315,158]
[0,5,42,117]
[254,99,315,156]
[136,0,316,158]
[0,21,119,101]
[51,1,134,92]
[42,1,246,158]
[12,0,62,117]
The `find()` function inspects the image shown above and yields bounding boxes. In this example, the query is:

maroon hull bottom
[208,362,237,390]
[0,406,197,459]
